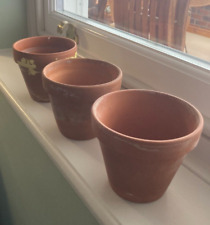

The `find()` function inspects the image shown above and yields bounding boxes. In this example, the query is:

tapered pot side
[13,36,77,102]
[92,89,204,203]
[42,58,122,140]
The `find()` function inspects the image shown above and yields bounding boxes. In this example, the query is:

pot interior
[45,59,121,86]
[94,90,201,141]
[14,36,75,54]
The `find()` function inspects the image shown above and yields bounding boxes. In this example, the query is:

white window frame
[28,0,210,137]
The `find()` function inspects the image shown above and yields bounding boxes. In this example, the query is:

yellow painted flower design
[65,52,77,60]
[17,58,38,76]
[72,51,77,58]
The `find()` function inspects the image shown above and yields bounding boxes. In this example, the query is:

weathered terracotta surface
[42,58,122,140]
[13,36,77,102]
[92,89,204,203]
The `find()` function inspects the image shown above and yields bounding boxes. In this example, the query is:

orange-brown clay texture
[42,58,122,140]
[13,36,77,102]
[92,89,204,203]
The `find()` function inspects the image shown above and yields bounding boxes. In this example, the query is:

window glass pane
[55,0,210,63]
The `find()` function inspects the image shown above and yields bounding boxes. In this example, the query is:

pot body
[13,36,77,102]
[92,89,204,202]
[43,58,122,140]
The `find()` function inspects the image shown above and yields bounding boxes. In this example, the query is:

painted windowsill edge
[1,49,210,225]
[0,84,118,224]
[0,49,119,225]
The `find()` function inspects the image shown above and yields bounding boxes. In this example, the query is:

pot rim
[92,89,204,145]
[13,36,77,56]
[42,58,123,89]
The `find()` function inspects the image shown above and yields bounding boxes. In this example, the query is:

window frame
[29,0,210,137]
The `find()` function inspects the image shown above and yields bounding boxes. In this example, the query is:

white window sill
[0,49,210,225]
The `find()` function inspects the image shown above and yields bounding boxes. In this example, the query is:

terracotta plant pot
[13,36,77,102]
[42,58,122,140]
[92,89,204,203]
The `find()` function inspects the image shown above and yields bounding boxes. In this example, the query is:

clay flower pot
[42,58,122,140]
[13,36,77,102]
[92,89,204,203]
